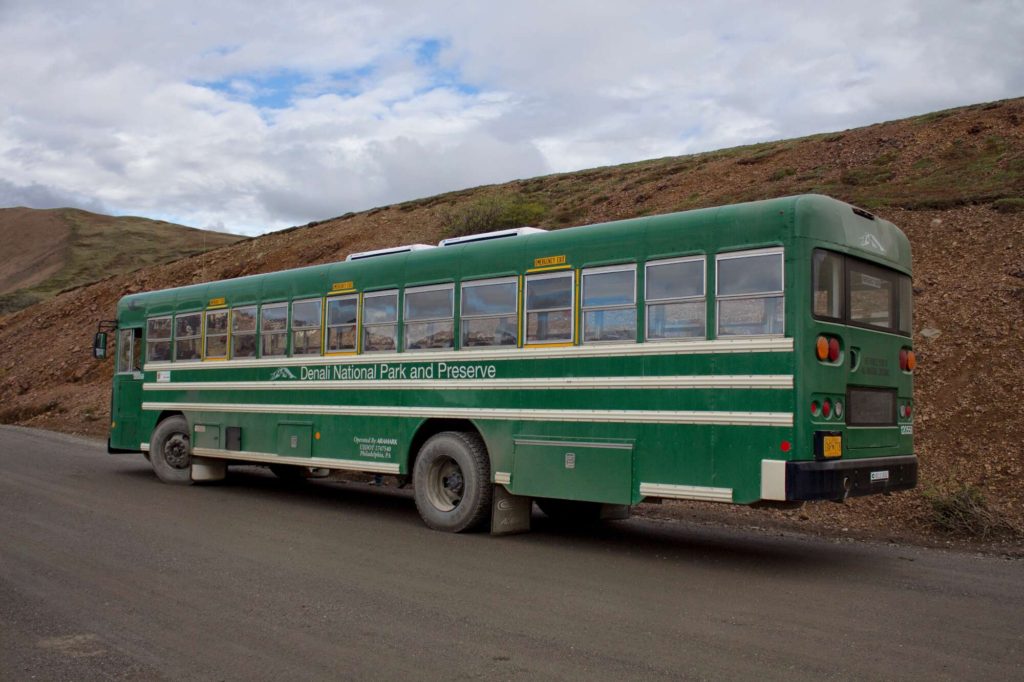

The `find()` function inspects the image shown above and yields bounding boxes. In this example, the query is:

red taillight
[906,404,912,417]
[811,400,820,416]
[828,337,840,362]
[899,348,908,371]
[822,399,832,418]
[780,440,792,453]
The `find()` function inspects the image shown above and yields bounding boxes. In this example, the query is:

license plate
[823,435,842,458]
[870,470,890,482]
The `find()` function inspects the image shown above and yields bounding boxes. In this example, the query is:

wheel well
[407,419,484,475]
[155,410,185,427]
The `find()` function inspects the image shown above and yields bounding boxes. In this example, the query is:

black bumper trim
[787,455,917,502]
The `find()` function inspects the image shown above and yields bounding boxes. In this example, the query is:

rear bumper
[761,455,917,502]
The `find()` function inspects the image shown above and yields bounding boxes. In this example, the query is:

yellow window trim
[526,264,571,273]
[524,341,575,348]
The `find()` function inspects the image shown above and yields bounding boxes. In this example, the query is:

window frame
[644,255,707,342]
[460,276,519,349]
[403,282,455,351]
[145,315,172,363]
[325,293,360,355]
[361,289,400,354]
[117,328,134,374]
[290,297,323,356]
[173,311,204,362]
[581,263,637,345]
[229,305,258,359]
[715,247,785,338]
[811,248,845,323]
[523,270,576,346]
[203,308,230,361]
[260,301,289,358]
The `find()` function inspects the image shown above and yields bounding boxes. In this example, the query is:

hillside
[0,207,243,313]
[1,97,1022,547]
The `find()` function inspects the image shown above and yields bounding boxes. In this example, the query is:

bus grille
[847,387,896,426]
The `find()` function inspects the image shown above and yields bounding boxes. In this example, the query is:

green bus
[99,194,917,533]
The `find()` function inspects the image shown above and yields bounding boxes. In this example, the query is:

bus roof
[117,194,910,319]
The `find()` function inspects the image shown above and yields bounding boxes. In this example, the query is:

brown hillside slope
[0,207,243,313]
[1,98,1022,545]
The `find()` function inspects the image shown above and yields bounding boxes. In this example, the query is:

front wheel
[149,416,193,485]
[413,431,491,532]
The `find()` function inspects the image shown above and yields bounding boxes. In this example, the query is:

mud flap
[490,485,531,535]
[191,456,226,482]
[600,504,631,521]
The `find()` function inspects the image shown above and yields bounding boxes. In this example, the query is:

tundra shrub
[441,194,547,237]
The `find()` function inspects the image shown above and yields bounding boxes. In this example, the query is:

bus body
[104,194,916,532]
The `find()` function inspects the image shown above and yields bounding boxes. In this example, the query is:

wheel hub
[163,433,190,469]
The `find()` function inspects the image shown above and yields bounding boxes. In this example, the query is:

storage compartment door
[511,438,633,504]
[276,422,313,458]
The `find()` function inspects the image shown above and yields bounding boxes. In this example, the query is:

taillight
[816,336,829,361]
[811,400,821,416]
[899,347,916,372]
[822,399,832,418]
[828,337,840,362]
[816,335,842,364]
[834,400,844,419]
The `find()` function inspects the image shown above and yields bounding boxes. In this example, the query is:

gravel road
[1,425,1021,680]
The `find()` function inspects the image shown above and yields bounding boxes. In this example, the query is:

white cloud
[0,0,1021,234]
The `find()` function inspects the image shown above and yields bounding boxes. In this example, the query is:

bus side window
[362,290,398,352]
[405,284,454,351]
[716,248,784,337]
[117,328,134,373]
[645,256,706,340]
[326,295,358,353]
[231,306,258,358]
[582,265,636,343]
[291,298,322,356]
[174,312,203,361]
[146,316,172,362]
[461,277,517,348]
[525,271,574,345]
[132,328,143,370]
[204,309,229,360]
[261,303,288,357]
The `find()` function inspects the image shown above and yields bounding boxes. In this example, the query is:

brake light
[822,399,832,418]
[899,347,916,372]
[828,337,840,362]
[811,400,821,416]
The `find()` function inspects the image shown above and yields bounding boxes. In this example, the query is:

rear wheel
[149,416,193,485]
[413,431,491,532]
[535,498,603,525]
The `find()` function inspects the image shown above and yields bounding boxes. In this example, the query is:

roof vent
[438,226,547,247]
[345,244,436,261]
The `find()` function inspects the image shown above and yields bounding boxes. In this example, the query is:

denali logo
[859,233,886,253]
[270,367,298,380]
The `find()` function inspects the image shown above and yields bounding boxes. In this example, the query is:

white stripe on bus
[142,401,793,427]
[638,482,734,503]
[143,374,794,392]
[190,447,400,474]
[143,337,793,372]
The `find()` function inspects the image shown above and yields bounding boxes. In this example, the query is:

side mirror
[93,332,108,359]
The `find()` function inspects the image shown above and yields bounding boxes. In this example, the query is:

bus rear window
[812,250,911,336]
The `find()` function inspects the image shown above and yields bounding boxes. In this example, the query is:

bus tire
[536,498,602,525]
[149,416,193,485]
[413,431,492,533]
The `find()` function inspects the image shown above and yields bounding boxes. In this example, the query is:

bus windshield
[813,249,911,336]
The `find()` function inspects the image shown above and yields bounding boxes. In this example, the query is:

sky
[1,1,1022,235]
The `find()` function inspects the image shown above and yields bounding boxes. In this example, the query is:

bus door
[112,327,144,450]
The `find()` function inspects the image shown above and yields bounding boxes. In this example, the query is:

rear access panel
[511,437,633,504]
